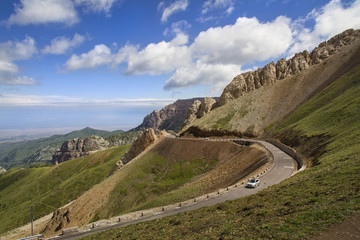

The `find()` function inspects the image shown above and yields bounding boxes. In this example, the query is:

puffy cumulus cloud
[0,37,38,85]
[64,44,113,71]
[6,0,79,26]
[64,32,192,75]
[289,0,360,54]
[158,0,189,23]
[127,33,191,75]
[42,33,85,55]
[164,61,240,93]
[74,0,120,15]
[0,36,38,61]
[192,16,293,65]
[202,0,234,15]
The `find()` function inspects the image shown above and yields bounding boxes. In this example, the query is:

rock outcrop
[183,100,202,127]
[0,166,6,174]
[52,135,109,164]
[51,132,142,165]
[197,97,217,118]
[132,98,204,133]
[183,97,217,128]
[217,29,360,107]
[120,129,157,165]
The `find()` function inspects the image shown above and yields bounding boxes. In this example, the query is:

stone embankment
[216,29,360,107]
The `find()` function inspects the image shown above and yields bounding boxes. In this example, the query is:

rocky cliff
[217,29,360,107]
[52,135,108,164]
[52,132,141,165]
[120,129,157,165]
[181,29,360,136]
[132,98,205,133]
[183,97,217,129]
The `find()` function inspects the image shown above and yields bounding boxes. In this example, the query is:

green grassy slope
[81,66,360,239]
[85,152,219,223]
[0,144,129,235]
[0,127,125,169]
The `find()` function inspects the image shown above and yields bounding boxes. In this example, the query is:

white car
[246,178,260,188]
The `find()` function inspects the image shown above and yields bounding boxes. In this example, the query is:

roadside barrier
[265,139,303,170]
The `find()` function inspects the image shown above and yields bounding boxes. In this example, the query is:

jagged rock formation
[197,97,217,118]
[132,98,204,133]
[183,97,217,128]
[41,208,71,234]
[52,135,108,164]
[183,100,202,127]
[120,129,157,165]
[52,132,142,165]
[217,29,360,107]
[0,166,6,174]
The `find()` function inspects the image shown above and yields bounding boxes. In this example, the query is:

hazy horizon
[1,0,360,139]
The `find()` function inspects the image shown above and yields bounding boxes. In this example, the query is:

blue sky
[0,0,360,137]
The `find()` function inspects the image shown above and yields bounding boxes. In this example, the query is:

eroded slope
[42,137,270,236]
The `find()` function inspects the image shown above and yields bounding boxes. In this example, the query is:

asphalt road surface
[50,139,296,240]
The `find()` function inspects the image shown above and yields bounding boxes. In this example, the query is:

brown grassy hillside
[42,137,270,236]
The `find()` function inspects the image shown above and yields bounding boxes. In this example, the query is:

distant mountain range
[0,127,126,169]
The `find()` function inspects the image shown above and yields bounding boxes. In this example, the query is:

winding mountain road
[49,138,297,240]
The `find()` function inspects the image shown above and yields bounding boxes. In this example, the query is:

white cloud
[6,0,79,26]
[64,32,192,75]
[126,33,191,75]
[42,34,85,55]
[0,37,38,85]
[164,20,191,36]
[74,0,120,15]
[0,93,174,108]
[61,0,360,96]
[64,44,113,71]
[164,61,240,94]
[202,0,234,15]
[0,76,38,86]
[159,0,189,23]
[289,0,360,54]
[192,16,293,65]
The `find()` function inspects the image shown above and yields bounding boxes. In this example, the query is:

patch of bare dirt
[315,213,360,240]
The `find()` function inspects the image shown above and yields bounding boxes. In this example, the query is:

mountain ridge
[182,29,360,136]
[0,127,126,169]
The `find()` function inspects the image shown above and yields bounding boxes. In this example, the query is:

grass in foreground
[0,145,129,235]
[80,65,360,239]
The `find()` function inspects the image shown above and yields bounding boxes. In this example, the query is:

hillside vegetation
[42,138,270,234]
[0,144,130,235]
[81,63,360,239]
